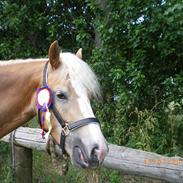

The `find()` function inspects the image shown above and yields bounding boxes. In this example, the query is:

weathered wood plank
[2,127,46,151]
[104,144,183,182]
[1,127,183,182]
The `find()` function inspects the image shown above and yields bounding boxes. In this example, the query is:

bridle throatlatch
[36,62,100,154]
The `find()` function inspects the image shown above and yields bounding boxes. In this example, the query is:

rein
[37,62,100,154]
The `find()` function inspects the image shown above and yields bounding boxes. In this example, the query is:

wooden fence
[1,127,183,183]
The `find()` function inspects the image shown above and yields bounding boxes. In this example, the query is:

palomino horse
[0,41,108,168]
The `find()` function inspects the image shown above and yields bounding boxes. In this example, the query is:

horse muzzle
[72,139,108,168]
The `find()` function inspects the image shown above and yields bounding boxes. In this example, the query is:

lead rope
[10,130,16,182]
[46,136,69,175]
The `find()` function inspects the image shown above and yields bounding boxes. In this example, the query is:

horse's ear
[48,40,61,70]
[76,48,82,59]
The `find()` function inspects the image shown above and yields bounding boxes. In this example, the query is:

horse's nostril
[90,145,99,159]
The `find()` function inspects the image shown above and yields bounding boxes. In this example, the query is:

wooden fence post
[14,145,32,183]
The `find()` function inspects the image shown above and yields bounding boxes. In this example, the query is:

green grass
[32,150,122,183]
[0,142,14,183]
[0,143,122,183]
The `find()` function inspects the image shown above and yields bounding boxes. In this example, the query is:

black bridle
[38,62,100,154]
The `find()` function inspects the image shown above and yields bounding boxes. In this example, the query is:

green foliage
[0,142,14,183]
[87,0,183,156]
[0,0,48,59]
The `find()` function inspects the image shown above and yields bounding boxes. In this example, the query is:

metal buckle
[62,124,70,136]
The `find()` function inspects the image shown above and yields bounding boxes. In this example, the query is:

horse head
[41,41,108,168]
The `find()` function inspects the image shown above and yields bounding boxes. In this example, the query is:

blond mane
[61,53,101,100]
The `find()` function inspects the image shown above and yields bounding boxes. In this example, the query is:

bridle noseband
[38,62,100,154]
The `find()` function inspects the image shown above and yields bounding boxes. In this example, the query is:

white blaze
[71,79,104,148]
[78,97,94,118]
[71,79,94,118]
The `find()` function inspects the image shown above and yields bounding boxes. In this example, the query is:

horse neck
[0,60,45,137]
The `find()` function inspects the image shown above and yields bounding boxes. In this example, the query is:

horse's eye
[56,92,67,100]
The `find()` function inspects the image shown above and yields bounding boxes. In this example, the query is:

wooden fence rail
[1,127,183,183]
